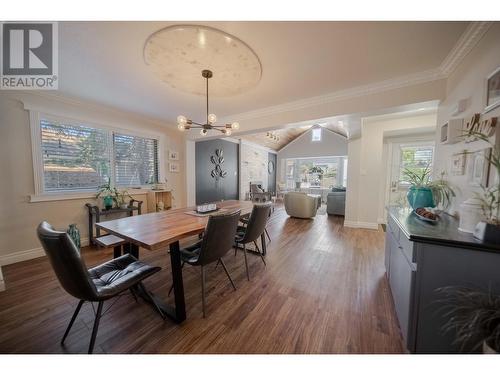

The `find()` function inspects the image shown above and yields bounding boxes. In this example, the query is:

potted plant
[437,286,500,353]
[466,131,500,243]
[402,165,455,210]
[96,178,114,210]
[113,188,132,209]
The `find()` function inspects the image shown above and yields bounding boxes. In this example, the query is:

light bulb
[200,129,208,136]
[231,122,240,130]
[177,115,187,125]
[177,123,185,131]
[225,128,232,136]
[208,113,217,124]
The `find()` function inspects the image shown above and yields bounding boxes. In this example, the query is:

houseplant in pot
[95,178,114,210]
[437,286,500,353]
[113,188,132,209]
[402,165,455,210]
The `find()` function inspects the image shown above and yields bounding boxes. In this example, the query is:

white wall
[277,127,348,183]
[345,112,437,228]
[433,23,500,216]
[0,92,187,266]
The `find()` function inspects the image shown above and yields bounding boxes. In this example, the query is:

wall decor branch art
[210,149,227,181]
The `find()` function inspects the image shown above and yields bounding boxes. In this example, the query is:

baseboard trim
[0,237,89,266]
[344,220,379,230]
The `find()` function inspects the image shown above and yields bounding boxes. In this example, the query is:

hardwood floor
[0,205,404,353]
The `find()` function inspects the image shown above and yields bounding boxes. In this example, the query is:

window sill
[29,188,154,203]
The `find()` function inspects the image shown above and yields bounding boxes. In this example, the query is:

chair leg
[201,265,206,318]
[265,228,271,242]
[219,258,236,291]
[253,241,267,267]
[234,244,238,256]
[88,301,103,354]
[61,300,84,345]
[214,259,221,270]
[243,243,250,281]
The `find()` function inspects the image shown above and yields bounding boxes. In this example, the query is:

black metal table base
[129,241,186,323]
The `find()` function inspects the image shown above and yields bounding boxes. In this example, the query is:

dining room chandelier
[177,69,240,136]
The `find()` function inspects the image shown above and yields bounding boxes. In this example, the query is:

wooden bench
[94,235,127,259]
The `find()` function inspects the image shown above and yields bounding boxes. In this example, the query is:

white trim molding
[219,22,491,126]
[439,21,492,76]
[343,221,380,230]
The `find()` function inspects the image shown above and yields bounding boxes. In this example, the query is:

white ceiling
[58,21,468,127]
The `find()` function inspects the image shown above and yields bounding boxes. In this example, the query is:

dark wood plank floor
[0,205,404,353]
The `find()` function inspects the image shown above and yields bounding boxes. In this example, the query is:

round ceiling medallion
[144,25,262,97]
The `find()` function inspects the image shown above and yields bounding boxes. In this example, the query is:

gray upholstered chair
[327,187,346,216]
[173,210,241,318]
[36,221,162,353]
[284,192,318,219]
[234,203,272,280]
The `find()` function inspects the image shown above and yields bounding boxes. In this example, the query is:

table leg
[169,240,186,322]
[130,240,186,323]
[129,243,139,259]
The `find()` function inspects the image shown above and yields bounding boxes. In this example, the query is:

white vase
[458,198,483,233]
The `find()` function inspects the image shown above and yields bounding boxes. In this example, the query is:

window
[34,113,160,195]
[399,144,434,186]
[114,133,158,186]
[41,119,111,192]
[284,156,348,189]
[311,127,322,142]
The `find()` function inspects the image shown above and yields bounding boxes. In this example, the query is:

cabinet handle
[398,246,403,250]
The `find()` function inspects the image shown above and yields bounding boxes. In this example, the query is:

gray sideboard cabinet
[385,207,500,353]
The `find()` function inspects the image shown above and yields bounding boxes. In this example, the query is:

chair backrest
[241,202,272,243]
[197,210,241,265]
[250,183,264,193]
[37,222,98,301]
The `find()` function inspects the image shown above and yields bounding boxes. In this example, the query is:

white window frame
[29,110,165,202]
[397,141,435,189]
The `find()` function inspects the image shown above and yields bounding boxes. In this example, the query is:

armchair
[284,192,318,219]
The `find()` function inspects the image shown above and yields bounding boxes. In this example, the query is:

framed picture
[169,162,180,173]
[451,152,466,176]
[484,66,500,113]
[168,150,179,160]
[469,148,491,187]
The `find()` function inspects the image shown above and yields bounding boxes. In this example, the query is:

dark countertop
[387,206,500,252]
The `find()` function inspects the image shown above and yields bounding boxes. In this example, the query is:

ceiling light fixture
[177,69,240,136]
[266,131,280,143]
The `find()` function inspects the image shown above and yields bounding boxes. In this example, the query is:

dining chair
[173,210,241,318]
[234,202,272,280]
[36,221,163,354]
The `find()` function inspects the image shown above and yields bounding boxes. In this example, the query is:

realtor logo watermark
[1,22,58,90]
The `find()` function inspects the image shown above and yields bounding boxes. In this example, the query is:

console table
[85,199,143,245]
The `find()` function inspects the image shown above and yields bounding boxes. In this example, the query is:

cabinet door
[384,231,394,276]
[389,244,416,349]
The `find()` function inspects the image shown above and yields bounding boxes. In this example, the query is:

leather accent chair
[37,221,162,354]
[284,192,318,219]
[174,210,241,318]
[235,203,272,280]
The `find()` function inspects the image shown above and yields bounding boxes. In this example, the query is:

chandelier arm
[190,121,204,127]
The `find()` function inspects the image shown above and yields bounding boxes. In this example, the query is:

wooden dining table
[95,200,256,323]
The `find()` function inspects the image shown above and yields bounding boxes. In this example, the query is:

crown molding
[439,21,492,76]
[221,68,445,123]
[221,22,492,126]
